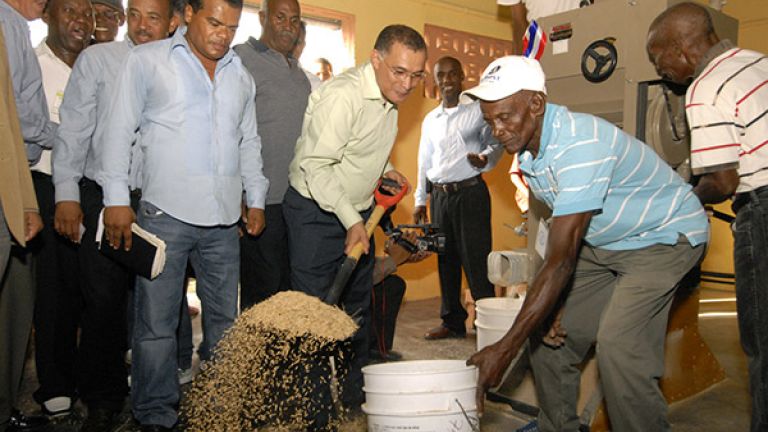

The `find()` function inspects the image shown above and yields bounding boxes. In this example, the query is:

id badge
[535,218,550,259]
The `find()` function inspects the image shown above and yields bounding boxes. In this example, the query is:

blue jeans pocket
[139,201,165,220]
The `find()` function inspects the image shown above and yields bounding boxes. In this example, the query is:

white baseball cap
[460,56,547,104]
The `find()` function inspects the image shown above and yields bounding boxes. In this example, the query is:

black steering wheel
[581,39,618,83]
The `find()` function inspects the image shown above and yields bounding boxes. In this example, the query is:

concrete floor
[16,285,750,431]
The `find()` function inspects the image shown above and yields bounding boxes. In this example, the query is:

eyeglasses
[377,53,426,83]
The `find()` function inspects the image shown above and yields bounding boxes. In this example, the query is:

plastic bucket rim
[362,384,477,395]
[362,359,477,376]
[475,298,524,309]
[362,403,478,416]
[476,306,522,313]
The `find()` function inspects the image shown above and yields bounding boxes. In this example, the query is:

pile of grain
[182,291,359,431]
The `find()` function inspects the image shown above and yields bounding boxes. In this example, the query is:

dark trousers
[430,179,495,333]
[239,203,291,311]
[282,187,373,409]
[0,206,36,427]
[733,187,768,432]
[369,275,405,355]
[31,173,81,406]
[76,179,130,410]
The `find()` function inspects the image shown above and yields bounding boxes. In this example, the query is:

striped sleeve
[686,102,741,175]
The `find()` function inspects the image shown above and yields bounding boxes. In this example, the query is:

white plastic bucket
[475,297,523,330]
[475,312,518,329]
[475,297,524,313]
[475,321,508,351]
[363,402,479,432]
[362,360,477,393]
[474,320,524,393]
[362,360,480,431]
[363,385,476,413]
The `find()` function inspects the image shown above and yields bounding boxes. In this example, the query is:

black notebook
[96,210,167,280]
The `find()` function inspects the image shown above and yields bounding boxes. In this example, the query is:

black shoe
[424,326,466,340]
[80,408,120,432]
[6,409,50,431]
[140,425,174,432]
[369,349,403,362]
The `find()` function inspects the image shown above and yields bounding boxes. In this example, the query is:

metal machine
[539,0,737,141]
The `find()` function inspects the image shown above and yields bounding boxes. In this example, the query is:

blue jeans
[733,188,768,432]
[131,201,238,428]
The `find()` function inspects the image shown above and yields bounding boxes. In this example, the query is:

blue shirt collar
[170,27,236,69]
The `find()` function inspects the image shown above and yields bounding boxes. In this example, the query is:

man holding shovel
[283,24,427,411]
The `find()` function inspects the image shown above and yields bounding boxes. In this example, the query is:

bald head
[648,2,715,46]
[646,2,719,85]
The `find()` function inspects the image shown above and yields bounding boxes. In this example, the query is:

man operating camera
[369,226,434,361]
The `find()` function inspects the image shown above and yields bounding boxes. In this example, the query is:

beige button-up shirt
[289,62,397,229]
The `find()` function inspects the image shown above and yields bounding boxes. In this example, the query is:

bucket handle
[455,399,480,432]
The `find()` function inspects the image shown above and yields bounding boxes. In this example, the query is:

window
[28,2,354,76]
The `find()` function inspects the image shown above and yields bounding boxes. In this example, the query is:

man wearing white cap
[464,56,709,432]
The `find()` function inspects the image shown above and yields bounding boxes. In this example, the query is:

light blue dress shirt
[519,103,709,250]
[0,0,57,163]
[414,101,502,206]
[53,38,141,203]
[96,30,268,226]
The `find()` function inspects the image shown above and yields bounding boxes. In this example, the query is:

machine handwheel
[581,39,618,83]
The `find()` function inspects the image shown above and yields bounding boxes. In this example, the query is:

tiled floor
[16,285,749,431]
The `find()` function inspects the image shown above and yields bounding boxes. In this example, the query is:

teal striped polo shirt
[518,104,709,250]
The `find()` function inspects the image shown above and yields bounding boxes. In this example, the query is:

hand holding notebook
[96,209,167,279]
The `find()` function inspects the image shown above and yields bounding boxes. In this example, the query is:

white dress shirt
[414,101,501,206]
[34,39,71,175]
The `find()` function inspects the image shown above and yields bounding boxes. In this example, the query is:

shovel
[324,178,408,306]
[319,178,407,425]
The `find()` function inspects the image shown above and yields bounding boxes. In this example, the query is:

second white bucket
[475,321,508,351]
[475,297,523,335]
[474,297,525,393]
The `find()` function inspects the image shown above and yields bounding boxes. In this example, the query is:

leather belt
[431,175,482,194]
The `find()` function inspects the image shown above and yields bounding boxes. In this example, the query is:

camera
[386,222,446,254]
[376,180,445,254]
